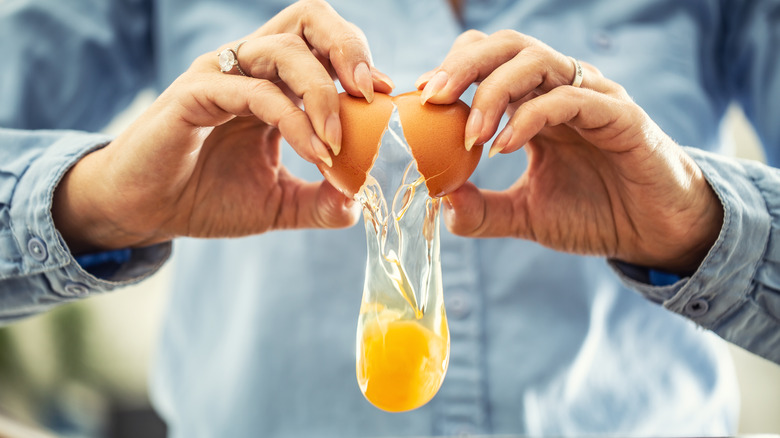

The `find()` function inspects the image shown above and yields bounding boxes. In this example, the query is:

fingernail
[490,125,513,157]
[443,195,454,210]
[324,113,342,156]
[312,134,332,167]
[420,71,449,104]
[354,62,374,103]
[371,69,395,91]
[488,125,512,158]
[464,108,483,151]
[414,71,436,89]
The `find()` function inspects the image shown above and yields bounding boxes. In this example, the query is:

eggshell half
[319,91,482,199]
[318,93,394,198]
[394,91,481,198]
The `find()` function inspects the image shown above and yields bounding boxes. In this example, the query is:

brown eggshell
[318,93,394,197]
[394,91,482,197]
[319,91,482,199]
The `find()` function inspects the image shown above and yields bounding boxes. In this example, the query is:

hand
[53,0,393,253]
[416,30,723,275]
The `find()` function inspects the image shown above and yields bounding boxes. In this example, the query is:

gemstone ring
[218,40,249,76]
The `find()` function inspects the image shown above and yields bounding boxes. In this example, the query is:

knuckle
[491,28,522,42]
[277,103,306,125]
[296,0,326,13]
[475,79,509,102]
[297,0,338,27]
[345,21,369,42]
[191,52,218,72]
[520,97,546,118]
[523,44,550,62]
[247,78,277,97]
[337,33,370,58]
[458,29,488,43]
[303,81,338,102]
[272,32,307,51]
[611,83,629,97]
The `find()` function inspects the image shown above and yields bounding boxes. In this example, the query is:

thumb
[296,180,361,229]
[443,182,518,238]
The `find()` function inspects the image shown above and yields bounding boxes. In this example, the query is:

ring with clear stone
[218,40,249,76]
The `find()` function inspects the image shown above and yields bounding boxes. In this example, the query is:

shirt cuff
[610,147,780,363]
[4,131,171,318]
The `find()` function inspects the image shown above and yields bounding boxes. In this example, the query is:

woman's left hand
[417,30,723,275]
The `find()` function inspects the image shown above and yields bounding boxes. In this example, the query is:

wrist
[51,147,164,253]
[652,165,724,275]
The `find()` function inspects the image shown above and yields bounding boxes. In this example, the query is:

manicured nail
[354,62,374,103]
[443,195,454,210]
[371,69,395,91]
[420,71,449,104]
[464,108,483,151]
[312,134,332,167]
[324,113,342,156]
[488,125,512,158]
[414,71,436,89]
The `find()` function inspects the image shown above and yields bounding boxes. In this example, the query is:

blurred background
[0,92,778,438]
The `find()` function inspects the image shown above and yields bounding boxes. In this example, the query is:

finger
[443,182,522,238]
[255,0,380,103]
[487,85,637,158]
[233,34,343,156]
[371,68,395,94]
[468,54,618,151]
[276,178,362,230]
[415,29,487,89]
[175,64,333,167]
[419,30,539,105]
[465,50,580,148]
[415,29,616,149]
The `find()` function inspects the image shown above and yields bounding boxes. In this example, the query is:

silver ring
[218,40,249,76]
[569,56,583,88]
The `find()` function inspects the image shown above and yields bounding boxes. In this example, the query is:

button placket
[435,236,488,435]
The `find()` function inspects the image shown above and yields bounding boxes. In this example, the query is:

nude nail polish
[324,113,342,156]
[488,125,513,158]
[312,134,332,167]
[354,62,374,103]
[420,71,449,104]
[464,108,483,151]
[371,69,395,91]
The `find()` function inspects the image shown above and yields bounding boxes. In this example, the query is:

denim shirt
[1,0,778,436]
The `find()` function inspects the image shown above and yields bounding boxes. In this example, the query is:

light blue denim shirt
[1,0,779,436]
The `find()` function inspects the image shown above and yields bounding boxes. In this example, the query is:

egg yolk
[357,315,449,412]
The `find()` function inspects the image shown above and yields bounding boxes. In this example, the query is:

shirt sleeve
[0,128,171,324]
[610,147,780,365]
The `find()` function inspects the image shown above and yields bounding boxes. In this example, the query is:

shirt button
[448,294,472,319]
[27,237,48,262]
[454,425,476,437]
[684,298,709,317]
[64,283,89,297]
[590,30,615,52]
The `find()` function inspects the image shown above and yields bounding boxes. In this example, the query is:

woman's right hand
[52,0,393,253]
